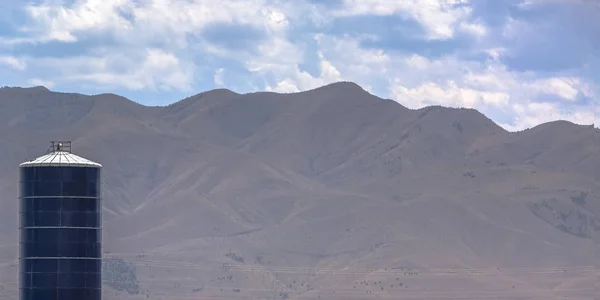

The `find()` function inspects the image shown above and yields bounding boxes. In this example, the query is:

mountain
[0,82,598,299]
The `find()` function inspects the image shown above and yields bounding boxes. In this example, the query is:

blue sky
[0,0,597,130]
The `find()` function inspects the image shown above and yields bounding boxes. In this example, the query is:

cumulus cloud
[213,68,225,87]
[31,48,193,91]
[499,102,595,132]
[23,0,133,43]
[332,0,480,40]
[0,56,26,71]
[391,80,510,109]
[529,78,582,101]
[19,0,292,48]
[28,78,55,88]
[9,0,298,92]
[264,52,344,93]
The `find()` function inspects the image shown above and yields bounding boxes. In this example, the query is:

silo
[19,141,102,300]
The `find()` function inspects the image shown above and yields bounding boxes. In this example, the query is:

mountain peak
[298,81,389,106]
[311,81,365,93]
[0,85,50,93]
[30,86,50,92]
[526,119,591,133]
[204,88,240,97]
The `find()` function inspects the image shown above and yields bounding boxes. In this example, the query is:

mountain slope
[0,83,597,300]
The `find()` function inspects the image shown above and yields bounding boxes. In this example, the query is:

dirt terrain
[0,83,598,299]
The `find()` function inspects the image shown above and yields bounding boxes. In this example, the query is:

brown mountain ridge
[0,82,598,299]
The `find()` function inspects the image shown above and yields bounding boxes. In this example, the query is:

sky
[0,0,598,131]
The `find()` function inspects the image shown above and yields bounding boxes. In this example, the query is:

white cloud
[266,79,301,93]
[405,54,430,69]
[36,48,193,91]
[11,0,303,93]
[500,102,595,131]
[502,17,526,39]
[129,0,291,48]
[485,48,507,61]
[391,80,509,109]
[261,34,393,94]
[463,66,518,92]
[332,0,481,39]
[0,36,42,46]
[28,78,55,88]
[24,0,133,43]
[0,56,26,71]
[22,0,292,47]
[246,36,304,74]
[213,68,224,87]
[265,53,344,93]
[595,100,600,127]
[459,21,487,37]
[313,35,391,89]
[529,77,581,101]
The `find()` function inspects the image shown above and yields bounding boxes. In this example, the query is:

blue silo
[19,141,102,300]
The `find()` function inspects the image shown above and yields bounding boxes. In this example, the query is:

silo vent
[48,140,72,153]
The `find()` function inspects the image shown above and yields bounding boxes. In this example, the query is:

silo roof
[20,151,102,168]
